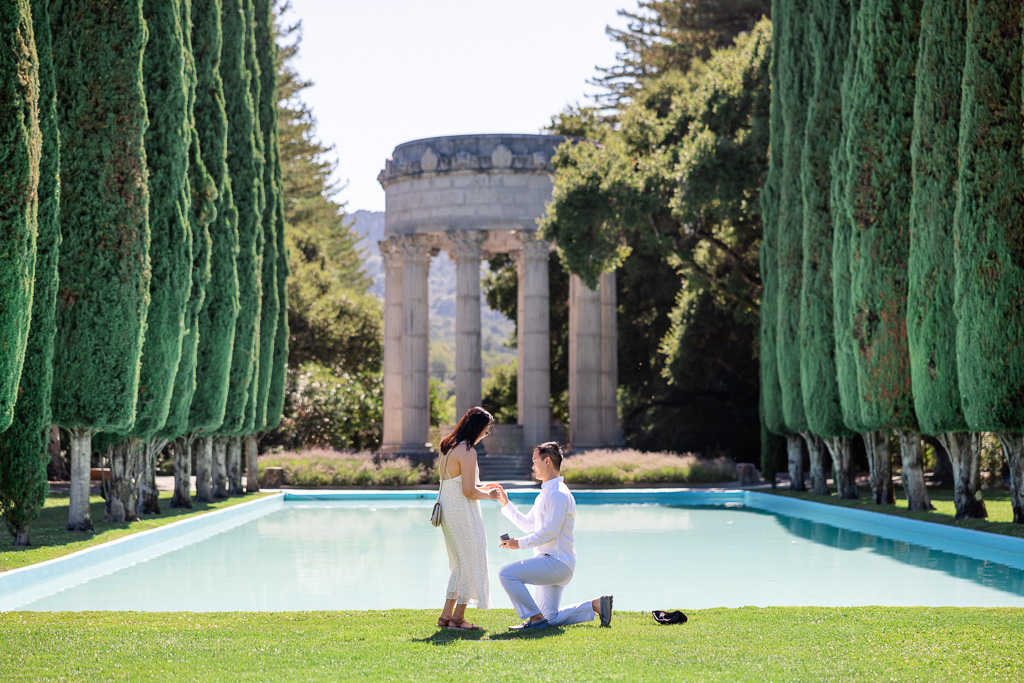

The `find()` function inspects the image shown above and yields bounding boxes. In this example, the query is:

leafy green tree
[276,363,381,451]
[481,361,518,425]
[0,0,55,546]
[51,0,151,531]
[98,0,193,524]
[842,0,927,510]
[799,0,856,497]
[593,0,771,109]
[908,0,979,518]
[218,0,263,439]
[955,0,1024,523]
[542,21,771,460]
[0,0,40,434]
[184,0,240,507]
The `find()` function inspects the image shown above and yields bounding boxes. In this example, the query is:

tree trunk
[825,436,858,499]
[67,427,94,531]
[938,432,987,519]
[14,526,30,546]
[863,430,894,505]
[227,436,243,495]
[802,431,830,495]
[169,436,193,508]
[212,437,228,499]
[245,434,260,492]
[47,424,69,480]
[194,435,214,503]
[996,432,1024,524]
[786,433,805,492]
[136,438,164,515]
[895,429,933,511]
[105,438,142,523]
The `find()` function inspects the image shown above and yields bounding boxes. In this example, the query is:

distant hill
[349,211,516,387]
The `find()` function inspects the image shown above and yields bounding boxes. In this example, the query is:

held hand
[495,485,508,506]
[498,538,520,550]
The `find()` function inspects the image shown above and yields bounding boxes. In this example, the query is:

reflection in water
[16,502,1024,611]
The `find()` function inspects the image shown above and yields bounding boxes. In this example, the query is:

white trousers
[498,555,596,626]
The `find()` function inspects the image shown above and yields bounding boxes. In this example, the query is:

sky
[284,0,635,213]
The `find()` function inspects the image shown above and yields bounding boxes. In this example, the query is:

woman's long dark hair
[439,406,494,456]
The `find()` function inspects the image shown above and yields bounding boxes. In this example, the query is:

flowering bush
[561,449,736,485]
[257,448,430,487]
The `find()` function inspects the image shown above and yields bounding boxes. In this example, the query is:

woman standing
[436,406,500,630]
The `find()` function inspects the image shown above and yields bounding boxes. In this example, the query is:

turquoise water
[14,500,1024,611]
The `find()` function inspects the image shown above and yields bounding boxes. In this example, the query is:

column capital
[393,233,433,264]
[515,231,551,260]
[379,238,402,269]
[446,230,486,261]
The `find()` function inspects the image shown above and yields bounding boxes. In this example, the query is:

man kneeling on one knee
[496,442,612,631]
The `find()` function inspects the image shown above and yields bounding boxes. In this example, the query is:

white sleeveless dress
[438,447,491,608]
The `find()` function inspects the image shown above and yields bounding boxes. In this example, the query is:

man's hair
[535,442,564,470]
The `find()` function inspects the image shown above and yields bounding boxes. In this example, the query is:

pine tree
[955,0,1024,523]
[759,0,788,479]
[0,0,40,433]
[218,0,262,442]
[800,0,856,497]
[182,0,240,508]
[51,0,151,531]
[97,0,194,524]
[908,0,981,518]
[0,0,54,546]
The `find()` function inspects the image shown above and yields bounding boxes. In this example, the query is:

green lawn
[766,485,1024,539]
[0,491,269,572]
[0,608,1022,681]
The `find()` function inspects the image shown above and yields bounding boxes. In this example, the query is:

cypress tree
[908,0,981,518]
[253,0,279,439]
[955,0,1024,523]
[183,0,240,508]
[759,0,787,481]
[51,0,151,532]
[800,0,857,498]
[218,0,262,444]
[0,0,40,434]
[98,0,193,524]
[152,0,215,514]
[0,0,55,546]
[842,0,926,507]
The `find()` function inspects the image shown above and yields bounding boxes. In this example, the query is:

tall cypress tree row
[955,0,1024,523]
[98,0,193,524]
[183,0,240,508]
[152,0,216,515]
[218,0,262,446]
[0,0,40,434]
[843,0,926,508]
[800,0,856,498]
[253,0,279,440]
[0,0,55,546]
[908,0,980,518]
[51,0,151,532]
[759,0,787,483]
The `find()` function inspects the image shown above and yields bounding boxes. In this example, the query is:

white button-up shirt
[502,476,577,572]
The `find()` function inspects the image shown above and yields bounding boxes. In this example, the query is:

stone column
[448,230,486,421]
[516,232,551,450]
[396,234,432,453]
[569,273,603,450]
[379,238,404,451]
[600,270,618,446]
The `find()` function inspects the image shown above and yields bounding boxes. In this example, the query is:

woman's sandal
[446,618,484,631]
[436,617,450,628]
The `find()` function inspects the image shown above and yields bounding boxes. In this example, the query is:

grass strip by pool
[0,491,270,572]
[0,608,1022,681]
[766,486,1024,539]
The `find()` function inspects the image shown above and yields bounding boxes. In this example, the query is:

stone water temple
[377,134,619,467]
